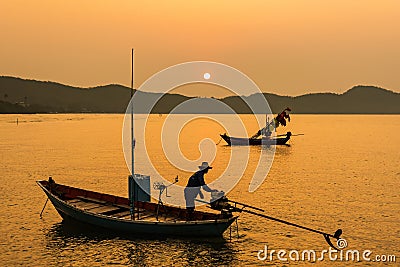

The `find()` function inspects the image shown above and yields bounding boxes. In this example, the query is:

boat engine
[210,191,230,210]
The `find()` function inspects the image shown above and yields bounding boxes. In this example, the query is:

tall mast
[131,48,135,176]
[129,48,136,220]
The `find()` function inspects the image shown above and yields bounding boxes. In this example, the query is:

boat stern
[220,133,231,146]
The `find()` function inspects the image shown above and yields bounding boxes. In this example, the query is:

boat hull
[37,181,236,237]
[220,132,291,146]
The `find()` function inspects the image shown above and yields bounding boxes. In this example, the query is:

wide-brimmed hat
[198,161,212,170]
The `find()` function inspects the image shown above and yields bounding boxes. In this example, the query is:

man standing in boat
[184,162,218,215]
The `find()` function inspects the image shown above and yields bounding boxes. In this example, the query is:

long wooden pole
[131,48,134,178]
[129,48,136,220]
[243,209,336,237]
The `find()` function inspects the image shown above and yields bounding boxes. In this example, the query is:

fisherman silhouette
[184,162,217,217]
[276,107,291,127]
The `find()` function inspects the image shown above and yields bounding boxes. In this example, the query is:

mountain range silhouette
[1,76,399,114]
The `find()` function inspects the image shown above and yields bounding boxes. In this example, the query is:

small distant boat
[220,132,292,146]
[220,108,294,146]
[37,180,237,237]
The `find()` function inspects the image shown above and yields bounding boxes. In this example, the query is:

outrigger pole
[209,198,344,250]
[242,209,343,250]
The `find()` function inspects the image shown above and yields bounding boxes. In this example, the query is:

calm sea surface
[0,114,399,266]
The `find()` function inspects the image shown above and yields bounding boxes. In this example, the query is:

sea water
[0,114,398,266]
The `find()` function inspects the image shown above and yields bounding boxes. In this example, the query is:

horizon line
[0,75,398,98]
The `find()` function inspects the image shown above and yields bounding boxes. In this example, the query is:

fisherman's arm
[198,173,218,192]
[202,184,218,192]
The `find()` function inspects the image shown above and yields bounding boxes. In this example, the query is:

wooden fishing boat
[220,132,291,146]
[36,50,240,238]
[37,179,237,237]
[220,108,295,146]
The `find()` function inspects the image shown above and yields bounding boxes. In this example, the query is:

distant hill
[0,76,399,114]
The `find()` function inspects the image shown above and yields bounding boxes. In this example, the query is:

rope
[235,218,240,239]
[40,198,49,218]
[215,136,223,145]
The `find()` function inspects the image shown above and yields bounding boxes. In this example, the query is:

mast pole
[129,48,136,220]
[131,48,135,177]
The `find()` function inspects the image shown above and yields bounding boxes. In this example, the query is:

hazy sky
[1,0,399,97]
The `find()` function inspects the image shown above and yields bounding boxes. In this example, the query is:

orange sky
[1,0,399,97]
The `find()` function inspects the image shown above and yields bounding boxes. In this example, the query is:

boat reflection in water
[45,220,237,266]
